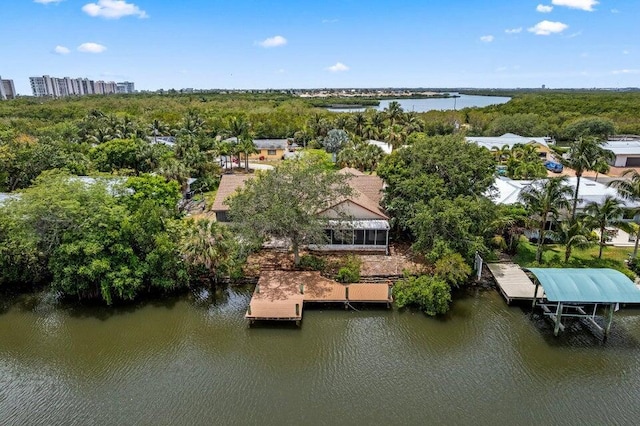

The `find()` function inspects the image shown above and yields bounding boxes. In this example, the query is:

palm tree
[403,112,424,134]
[609,169,640,257]
[555,215,593,263]
[148,119,170,143]
[350,112,366,137]
[384,101,404,126]
[584,196,625,259]
[519,177,573,263]
[158,158,190,191]
[181,219,238,285]
[370,111,386,135]
[490,145,511,164]
[555,137,614,218]
[383,124,406,149]
[238,133,258,172]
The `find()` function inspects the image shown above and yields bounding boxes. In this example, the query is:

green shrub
[298,254,326,271]
[335,255,361,283]
[394,275,451,316]
[628,257,640,276]
[433,253,472,288]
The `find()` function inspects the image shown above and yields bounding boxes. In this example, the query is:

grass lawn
[513,239,636,279]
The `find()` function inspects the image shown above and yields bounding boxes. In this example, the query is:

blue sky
[2,0,639,93]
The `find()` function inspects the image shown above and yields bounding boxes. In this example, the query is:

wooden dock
[246,271,392,323]
[487,263,545,304]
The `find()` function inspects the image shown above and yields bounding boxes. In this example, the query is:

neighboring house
[466,133,553,160]
[211,175,253,222]
[366,139,393,155]
[490,176,640,213]
[603,136,640,167]
[147,136,176,147]
[211,168,390,253]
[224,137,291,160]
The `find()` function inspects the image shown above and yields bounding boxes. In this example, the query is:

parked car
[496,165,508,176]
[544,160,563,173]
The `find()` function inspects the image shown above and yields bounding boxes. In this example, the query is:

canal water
[326,94,511,113]
[2,287,640,425]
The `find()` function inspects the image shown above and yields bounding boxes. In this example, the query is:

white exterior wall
[614,155,627,167]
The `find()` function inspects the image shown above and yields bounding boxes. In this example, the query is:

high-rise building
[117,81,135,94]
[0,76,17,100]
[29,75,129,98]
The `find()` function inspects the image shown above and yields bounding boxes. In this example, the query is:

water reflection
[1,286,640,425]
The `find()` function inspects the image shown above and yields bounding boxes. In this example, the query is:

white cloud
[496,66,508,72]
[258,35,287,48]
[612,69,640,75]
[54,45,70,55]
[82,0,148,19]
[623,50,630,55]
[34,0,64,4]
[480,35,494,43]
[537,4,553,12]
[77,42,107,53]
[611,9,619,13]
[551,0,598,11]
[505,27,522,34]
[327,62,349,72]
[567,31,582,38]
[528,20,569,35]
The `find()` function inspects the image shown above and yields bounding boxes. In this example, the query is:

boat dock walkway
[487,263,545,304]
[246,271,392,323]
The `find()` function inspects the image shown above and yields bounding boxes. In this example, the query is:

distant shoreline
[314,93,460,108]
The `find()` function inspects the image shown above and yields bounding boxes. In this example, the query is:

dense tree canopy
[377,134,497,260]
[227,156,352,265]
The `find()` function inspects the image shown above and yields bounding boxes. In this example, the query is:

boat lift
[527,268,640,339]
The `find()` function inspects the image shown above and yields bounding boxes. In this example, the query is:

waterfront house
[466,133,553,160]
[602,136,640,167]
[224,137,290,161]
[211,168,390,253]
[491,175,640,212]
[366,139,393,155]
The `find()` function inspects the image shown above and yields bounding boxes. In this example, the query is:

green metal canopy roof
[527,268,640,304]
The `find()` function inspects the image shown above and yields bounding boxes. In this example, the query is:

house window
[267,149,277,155]
[354,230,365,245]
[376,230,387,245]
[365,230,376,245]
[323,229,332,243]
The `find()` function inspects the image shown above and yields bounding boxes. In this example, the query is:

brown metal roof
[211,175,253,212]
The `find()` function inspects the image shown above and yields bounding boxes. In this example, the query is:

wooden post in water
[605,303,615,340]
[300,283,304,294]
[295,303,300,317]
[256,284,260,294]
[345,286,349,309]
[248,305,252,315]
[531,280,540,318]
[554,302,563,336]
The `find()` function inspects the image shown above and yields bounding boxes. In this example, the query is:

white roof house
[366,139,393,155]
[490,176,640,210]
[466,133,552,151]
[602,139,640,167]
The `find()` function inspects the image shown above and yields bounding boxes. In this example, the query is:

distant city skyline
[2,0,639,94]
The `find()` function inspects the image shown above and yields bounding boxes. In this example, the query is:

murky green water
[2,287,640,425]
